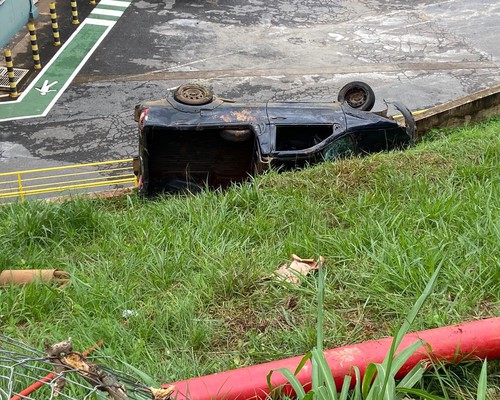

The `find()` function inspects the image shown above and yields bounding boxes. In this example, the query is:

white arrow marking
[35,80,59,96]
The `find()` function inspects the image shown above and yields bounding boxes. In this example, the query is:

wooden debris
[44,338,173,400]
[45,338,128,400]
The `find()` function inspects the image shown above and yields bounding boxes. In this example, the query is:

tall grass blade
[338,375,351,400]
[425,359,450,400]
[396,362,426,395]
[294,352,312,375]
[316,386,329,399]
[312,357,319,397]
[362,363,378,399]
[390,339,424,377]
[476,360,488,400]
[311,347,338,400]
[312,260,326,398]
[382,371,395,400]
[268,368,307,399]
[120,360,160,387]
[396,387,445,400]
[380,264,442,394]
[303,392,315,400]
[316,260,325,353]
[372,364,389,400]
[352,366,362,400]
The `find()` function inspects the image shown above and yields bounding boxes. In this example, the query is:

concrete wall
[415,84,500,139]
[0,0,38,49]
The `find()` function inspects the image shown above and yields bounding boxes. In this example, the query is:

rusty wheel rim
[344,87,368,108]
[174,84,213,105]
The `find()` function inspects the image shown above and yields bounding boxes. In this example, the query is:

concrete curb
[415,84,500,139]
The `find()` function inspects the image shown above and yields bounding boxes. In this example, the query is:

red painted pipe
[163,318,500,400]
[10,373,55,400]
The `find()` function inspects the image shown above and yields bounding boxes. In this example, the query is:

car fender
[390,101,416,144]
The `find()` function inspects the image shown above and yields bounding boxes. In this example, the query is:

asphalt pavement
[1,0,499,172]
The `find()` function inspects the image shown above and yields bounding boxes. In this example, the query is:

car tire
[174,83,214,105]
[338,81,376,111]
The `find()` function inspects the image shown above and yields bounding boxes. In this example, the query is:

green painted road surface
[0,0,131,122]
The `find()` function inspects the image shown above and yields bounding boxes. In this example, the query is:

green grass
[0,117,499,397]
[268,263,445,400]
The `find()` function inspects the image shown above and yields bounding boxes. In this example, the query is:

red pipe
[10,372,55,400]
[163,318,500,400]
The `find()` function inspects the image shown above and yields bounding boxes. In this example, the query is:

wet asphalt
[1,0,499,171]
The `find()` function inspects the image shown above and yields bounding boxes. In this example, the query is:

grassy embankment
[1,117,499,397]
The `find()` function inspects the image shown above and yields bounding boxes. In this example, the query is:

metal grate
[0,66,29,88]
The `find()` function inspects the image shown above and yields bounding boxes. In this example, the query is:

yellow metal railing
[0,159,137,202]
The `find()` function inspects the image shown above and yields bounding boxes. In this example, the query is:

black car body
[133,84,414,195]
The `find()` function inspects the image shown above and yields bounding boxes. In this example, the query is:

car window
[355,129,388,153]
[322,135,355,161]
[275,125,333,151]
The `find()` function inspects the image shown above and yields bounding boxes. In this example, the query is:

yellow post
[17,173,25,202]
[90,0,96,5]
[28,23,42,70]
[49,3,61,46]
[71,1,80,25]
[4,50,19,98]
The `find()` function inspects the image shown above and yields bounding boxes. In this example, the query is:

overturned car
[133,82,415,195]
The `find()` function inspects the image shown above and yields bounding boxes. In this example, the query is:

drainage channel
[0,67,29,93]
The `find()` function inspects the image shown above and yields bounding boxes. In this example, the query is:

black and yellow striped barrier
[4,50,19,98]
[28,23,42,70]
[71,0,80,25]
[49,2,61,46]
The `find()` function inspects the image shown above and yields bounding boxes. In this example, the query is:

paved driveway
[1,0,499,172]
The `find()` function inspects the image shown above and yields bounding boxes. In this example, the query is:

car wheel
[174,83,214,105]
[338,81,375,111]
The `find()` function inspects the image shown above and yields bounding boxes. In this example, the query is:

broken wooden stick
[44,338,173,400]
[45,338,129,400]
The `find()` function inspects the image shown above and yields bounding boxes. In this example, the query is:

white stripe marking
[0,0,130,122]
[0,21,113,122]
[86,18,116,26]
[42,21,114,117]
[0,21,91,108]
[98,0,131,7]
[91,8,123,17]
